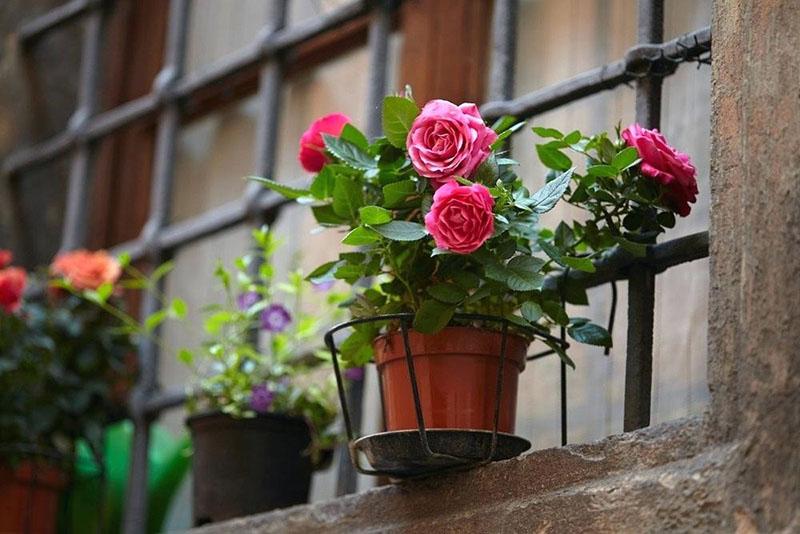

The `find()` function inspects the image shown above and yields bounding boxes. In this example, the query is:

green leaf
[170,297,188,319]
[536,145,572,171]
[118,252,131,268]
[532,126,564,139]
[323,135,376,170]
[151,261,175,283]
[96,282,113,302]
[306,260,341,282]
[413,299,455,334]
[561,256,596,273]
[312,205,346,225]
[528,168,574,214]
[612,146,640,171]
[342,226,381,246]
[144,309,168,332]
[568,320,612,347]
[542,300,569,326]
[383,180,417,208]
[339,123,369,151]
[248,176,311,199]
[359,205,392,225]
[451,270,481,290]
[657,211,676,229]
[310,166,336,199]
[427,283,467,304]
[505,256,546,291]
[563,130,582,145]
[614,236,648,257]
[520,301,543,323]
[340,329,374,365]
[586,164,619,177]
[370,220,427,241]
[332,174,364,221]
[382,96,420,148]
[178,348,193,365]
[491,122,525,150]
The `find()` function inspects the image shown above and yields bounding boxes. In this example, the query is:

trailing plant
[253,90,698,369]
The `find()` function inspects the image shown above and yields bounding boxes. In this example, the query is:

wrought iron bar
[2,1,374,177]
[122,0,190,532]
[61,7,105,250]
[480,26,710,120]
[17,0,103,46]
[487,0,518,102]
[623,0,663,433]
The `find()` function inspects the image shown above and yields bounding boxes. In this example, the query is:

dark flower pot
[373,326,529,433]
[0,459,67,534]
[187,411,315,526]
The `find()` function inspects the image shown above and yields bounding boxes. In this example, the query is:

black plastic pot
[187,411,315,526]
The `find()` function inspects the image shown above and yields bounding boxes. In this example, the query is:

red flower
[0,267,26,314]
[51,250,121,290]
[424,180,495,254]
[622,123,698,217]
[298,113,352,173]
[0,250,11,269]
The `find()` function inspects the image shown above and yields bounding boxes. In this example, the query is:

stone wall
[192,1,800,531]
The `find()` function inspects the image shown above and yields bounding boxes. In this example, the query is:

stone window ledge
[193,416,738,533]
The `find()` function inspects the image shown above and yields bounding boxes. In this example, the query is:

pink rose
[622,123,698,217]
[0,250,11,269]
[298,113,352,173]
[407,100,497,187]
[424,180,494,254]
[0,267,26,314]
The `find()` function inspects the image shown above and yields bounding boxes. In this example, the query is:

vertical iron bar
[123,1,190,533]
[487,0,518,102]
[623,0,663,432]
[335,0,394,495]
[61,7,105,250]
[560,327,567,446]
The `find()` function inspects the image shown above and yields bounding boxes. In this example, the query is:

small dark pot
[187,412,314,526]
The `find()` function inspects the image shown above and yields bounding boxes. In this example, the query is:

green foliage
[177,226,347,454]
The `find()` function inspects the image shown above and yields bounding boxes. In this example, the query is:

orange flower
[0,267,26,313]
[51,250,121,290]
[0,250,12,269]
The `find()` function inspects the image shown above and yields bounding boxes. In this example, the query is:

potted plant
[254,90,698,472]
[0,249,135,534]
[178,226,345,526]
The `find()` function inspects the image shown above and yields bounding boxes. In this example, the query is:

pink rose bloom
[298,113,352,173]
[0,250,11,269]
[0,267,26,314]
[424,180,495,254]
[622,123,698,217]
[407,100,497,187]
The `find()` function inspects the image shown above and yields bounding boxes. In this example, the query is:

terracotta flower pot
[187,412,316,526]
[373,326,529,433]
[0,460,67,534]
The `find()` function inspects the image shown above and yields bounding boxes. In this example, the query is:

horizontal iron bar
[481,26,711,120]
[17,0,102,45]
[543,230,709,292]
[3,1,372,177]
[143,386,186,416]
[110,192,290,261]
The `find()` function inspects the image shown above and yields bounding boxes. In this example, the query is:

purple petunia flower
[250,383,275,414]
[237,291,260,311]
[312,280,335,292]
[344,367,365,381]
[260,303,292,332]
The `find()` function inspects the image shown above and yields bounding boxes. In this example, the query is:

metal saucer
[353,429,531,478]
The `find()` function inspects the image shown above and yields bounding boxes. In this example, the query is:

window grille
[3,1,711,532]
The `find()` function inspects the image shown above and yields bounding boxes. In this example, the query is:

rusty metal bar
[623,0,663,433]
[3,0,373,178]
[61,7,105,250]
[480,25,710,120]
[122,0,190,532]
[17,0,103,46]
[487,0,518,102]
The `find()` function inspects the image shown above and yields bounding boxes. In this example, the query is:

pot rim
[373,324,531,346]
[185,409,309,428]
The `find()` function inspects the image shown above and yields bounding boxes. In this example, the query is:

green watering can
[61,421,191,534]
